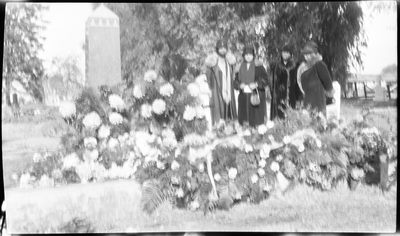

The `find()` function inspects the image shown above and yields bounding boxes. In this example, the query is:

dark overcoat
[205,52,238,126]
[270,58,302,120]
[297,54,334,115]
[233,62,270,127]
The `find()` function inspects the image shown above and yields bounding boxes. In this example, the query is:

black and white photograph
[1,2,397,234]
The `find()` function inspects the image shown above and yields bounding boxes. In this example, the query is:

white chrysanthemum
[258,124,267,135]
[258,168,265,177]
[152,99,166,115]
[270,161,280,172]
[163,137,178,149]
[283,135,292,144]
[90,149,99,160]
[82,112,102,129]
[228,168,238,180]
[133,85,144,99]
[259,159,266,168]
[109,112,123,125]
[260,144,270,159]
[351,167,365,180]
[63,153,81,169]
[59,101,76,118]
[108,94,125,111]
[198,163,205,173]
[243,129,251,136]
[171,160,180,171]
[190,200,200,210]
[251,174,259,183]
[159,83,174,97]
[108,138,119,150]
[276,154,283,162]
[144,70,158,83]
[39,175,54,188]
[187,83,200,97]
[157,161,166,170]
[266,120,275,129]
[141,103,153,118]
[84,137,98,149]
[33,152,42,163]
[176,188,184,198]
[195,106,205,118]
[183,105,197,121]
[98,125,111,139]
[214,173,221,182]
[245,144,253,153]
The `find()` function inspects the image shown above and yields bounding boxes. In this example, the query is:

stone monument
[326,81,341,120]
[85,4,121,89]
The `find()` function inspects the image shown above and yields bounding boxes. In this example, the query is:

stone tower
[85,4,121,89]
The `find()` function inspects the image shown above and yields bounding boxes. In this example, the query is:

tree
[2,3,48,105]
[381,64,397,75]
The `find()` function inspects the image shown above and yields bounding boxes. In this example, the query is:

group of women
[205,39,335,128]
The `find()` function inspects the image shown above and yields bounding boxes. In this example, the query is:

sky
[37,2,397,80]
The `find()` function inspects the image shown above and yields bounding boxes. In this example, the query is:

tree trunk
[5,77,12,106]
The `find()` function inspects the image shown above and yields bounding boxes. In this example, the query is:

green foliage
[58,217,95,233]
[3,3,48,105]
[141,179,174,214]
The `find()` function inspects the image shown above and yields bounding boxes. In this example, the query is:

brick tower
[85,4,121,89]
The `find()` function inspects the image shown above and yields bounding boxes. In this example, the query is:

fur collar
[205,51,237,68]
[278,57,297,71]
[297,54,323,94]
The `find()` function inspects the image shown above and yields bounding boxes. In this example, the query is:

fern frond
[141,179,173,214]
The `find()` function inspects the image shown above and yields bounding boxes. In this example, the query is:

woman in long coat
[297,41,334,115]
[205,40,238,126]
[270,45,302,120]
[234,44,270,127]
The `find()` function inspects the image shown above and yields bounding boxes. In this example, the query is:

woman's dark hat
[216,39,228,49]
[301,41,319,55]
[281,44,293,55]
[243,44,255,57]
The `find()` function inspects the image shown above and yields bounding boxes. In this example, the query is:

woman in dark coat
[270,44,302,120]
[297,41,335,115]
[234,44,270,127]
[205,39,238,126]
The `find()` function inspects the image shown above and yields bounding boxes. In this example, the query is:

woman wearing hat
[233,44,270,127]
[297,41,334,115]
[205,39,238,126]
[270,44,302,120]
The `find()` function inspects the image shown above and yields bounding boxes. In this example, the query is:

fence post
[354,82,358,98]
[386,84,391,100]
[363,82,367,99]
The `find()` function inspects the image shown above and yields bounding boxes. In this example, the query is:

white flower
[195,106,205,118]
[260,144,270,159]
[163,138,178,149]
[75,162,93,183]
[257,124,267,135]
[157,161,166,170]
[152,99,166,115]
[176,188,184,198]
[283,135,292,144]
[108,138,119,150]
[183,105,197,121]
[315,139,322,148]
[109,112,123,125]
[190,200,200,210]
[108,94,125,111]
[259,159,266,168]
[140,103,153,119]
[245,144,253,153]
[263,184,273,192]
[159,83,174,97]
[258,168,265,177]
[266,120,275,129]
[84,137,98,149]
[243,129,251,136]
[63,153,81,169]
[198,163,205,173]
[276,154,283,162]
[228,168,238,179]
[214,173,221,182]
[133,85,144,99]
[90,149,99,160]
[251,174,259,183]
[351,167,365,180]
[297,143,305,153]
[98,125,111,139]
[187,83,200,97]
[59,101,76,118]
[171,160,180,171]
[33,152,42,163]
[270,161,280,172]
[39,175,54,188]
[82,111,102,129]
[144,70,158,83]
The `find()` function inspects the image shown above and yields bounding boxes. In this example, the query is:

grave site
[1,2,397,234]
